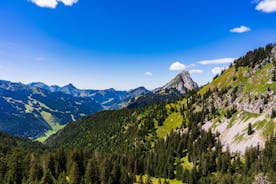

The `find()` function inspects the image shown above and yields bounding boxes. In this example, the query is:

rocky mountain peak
[161,70,198,94]
[63,83,77,89]
[128,87,149,97]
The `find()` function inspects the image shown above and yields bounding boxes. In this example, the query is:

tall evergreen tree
[84,158,100,184]
[40,170,55,184]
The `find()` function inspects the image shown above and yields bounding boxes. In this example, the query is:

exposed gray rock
[160,71,198,94]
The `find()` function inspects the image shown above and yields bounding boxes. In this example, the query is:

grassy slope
[135,175,183,184]
[156,112,183,138]
[36,111,66,142]
[200,63,276,95]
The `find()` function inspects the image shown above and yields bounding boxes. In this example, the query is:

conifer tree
[28,159,43,183]
[84,158,100,184]
[248,123,254,135]
[57,172,69,184]
[6,151,24,184]
[40,170,55,184]
[69,161,82,184]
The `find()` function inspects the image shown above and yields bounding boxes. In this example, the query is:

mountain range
[28,82,149,109]
[0,71,198,140]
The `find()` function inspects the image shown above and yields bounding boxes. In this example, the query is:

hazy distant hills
[0,80,103,139]
[0,80,150,139]
[29,82,149,109]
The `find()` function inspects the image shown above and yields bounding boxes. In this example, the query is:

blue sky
[0,0,276,90]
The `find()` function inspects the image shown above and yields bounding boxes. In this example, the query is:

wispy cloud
[230,25,251,33]
[198,58,236,65]
[189,69,203,74]
[29,0,78,9]
[256,0,276,13]
[212,67,225,75]
[144,72,153,76]
[169,62,186,71]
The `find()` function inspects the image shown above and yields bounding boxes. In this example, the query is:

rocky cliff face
[200,45,276,153]
[158,71,198,94]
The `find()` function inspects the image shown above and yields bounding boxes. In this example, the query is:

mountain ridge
[127,70,199,108]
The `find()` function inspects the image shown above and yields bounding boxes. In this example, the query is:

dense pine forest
[0,44,276,184]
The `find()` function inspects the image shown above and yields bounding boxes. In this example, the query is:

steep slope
[199,44,276,153]
[128,71,198,108]
[0,131,46,152]
[0,80,102,140]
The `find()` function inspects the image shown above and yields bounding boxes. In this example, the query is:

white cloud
[212,67,225,75]
[189,69,203,74]
[230,25,251,33]
[198,58,236,65]
[59,0,78,6]
[256,0,276,13]
[169,62,186,71]
[144,72,153,76]
[30,0,78,8]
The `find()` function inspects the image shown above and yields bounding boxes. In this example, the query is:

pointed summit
[161,71,198,94]
[59,83,80,96]
[63,83,77,89]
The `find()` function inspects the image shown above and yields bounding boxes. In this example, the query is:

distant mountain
[128,86,149,97]
[29,83,149,109]
[128,71,198,108]
[29,82,60,92]
[0,80,103,139]
[0,81,149,140]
